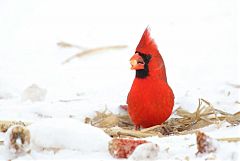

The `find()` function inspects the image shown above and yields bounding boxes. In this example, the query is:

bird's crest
[136,27,168,82]
[136,27,158,56]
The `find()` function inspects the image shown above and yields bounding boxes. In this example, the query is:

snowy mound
[29,118,111,152]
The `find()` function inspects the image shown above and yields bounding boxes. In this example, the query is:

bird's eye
[146,55,152,61]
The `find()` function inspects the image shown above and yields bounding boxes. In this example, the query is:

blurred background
[0,0,239,119]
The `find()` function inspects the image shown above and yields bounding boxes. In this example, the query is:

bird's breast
[127,78,174,128]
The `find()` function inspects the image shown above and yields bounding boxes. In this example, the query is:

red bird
[127,28,174,129]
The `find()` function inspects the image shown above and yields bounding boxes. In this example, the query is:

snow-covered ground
[0,0,239,160]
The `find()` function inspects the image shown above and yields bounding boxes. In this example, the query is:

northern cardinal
[127,27,174,129]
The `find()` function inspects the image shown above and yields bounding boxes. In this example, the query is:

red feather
[136,27,167,82]
[127,28,174,128]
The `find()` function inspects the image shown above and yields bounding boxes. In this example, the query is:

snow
[0,0,239,160]
[21,84,47,102]
[129,142,159,160]
[143,123,240,160]
[29,118,111,152]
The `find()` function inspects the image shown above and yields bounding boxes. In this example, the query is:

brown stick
[226,82,240,88]
[57,41,86,50]
[216,137,240,142]
[62,45,127,64]
[104,128,159,138]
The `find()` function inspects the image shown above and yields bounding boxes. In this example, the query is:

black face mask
[135,52,152,78]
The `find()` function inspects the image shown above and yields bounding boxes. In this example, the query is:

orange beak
[130,53,145,70]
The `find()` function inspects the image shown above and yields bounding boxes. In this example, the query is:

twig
[141,125,163,132]
[226,82,240,88]
[195,99,202,121]
[200,98,211,106]
[217,137,240,142]
[214,109,232,116]
[57,41,86,50]
[104,128,158,138]
[62,45,127,64]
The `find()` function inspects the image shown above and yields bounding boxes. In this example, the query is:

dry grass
[0,121,30,133]
[87,99,240,138]
[0,99,239,146]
